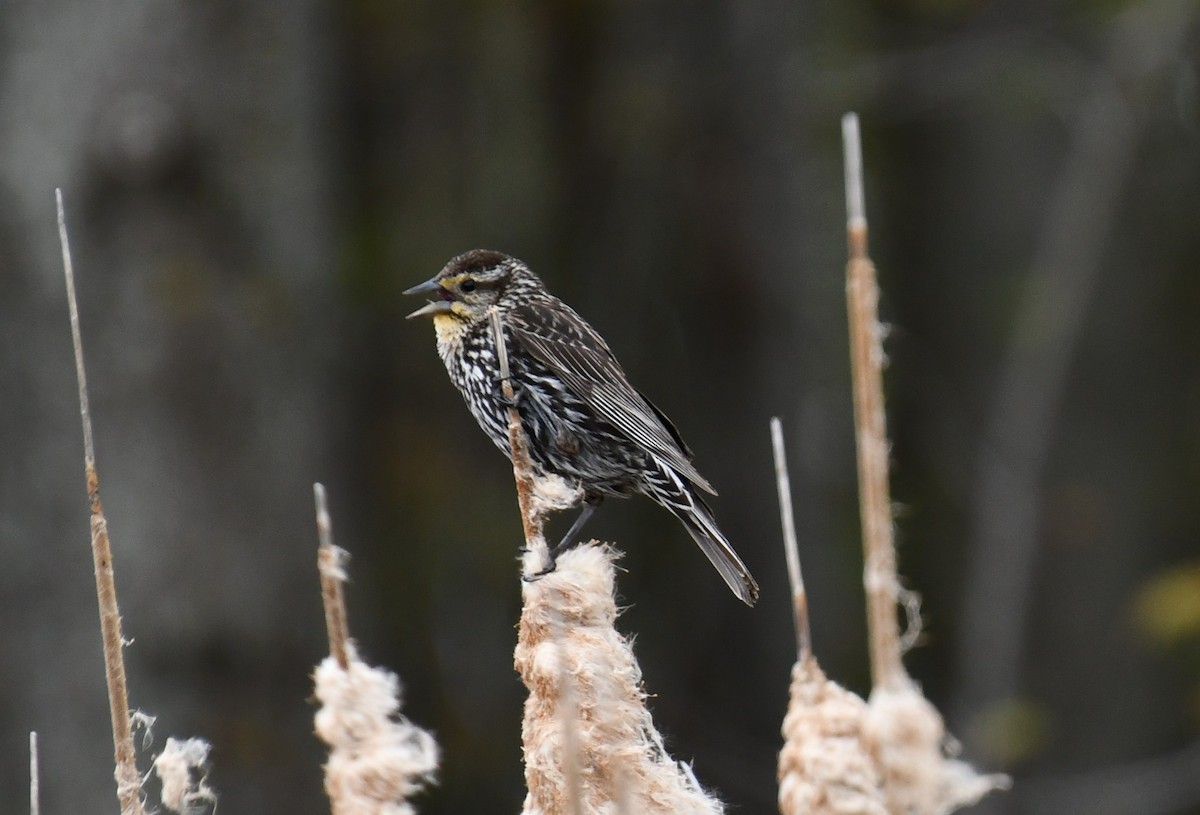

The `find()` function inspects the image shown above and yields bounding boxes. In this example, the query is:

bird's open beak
[403,277,454,319]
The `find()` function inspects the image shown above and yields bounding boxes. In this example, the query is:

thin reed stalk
[311,484,439,815]
[58,189,144,815]
[489,308,553,574]
[30,732,39,815]
[314,482,351,669]
[838,116,1009,814]
[490,308,719,814]
[770,417,811,661]
[841,115,906,690]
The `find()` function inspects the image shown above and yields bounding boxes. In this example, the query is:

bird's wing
[508,299,716,495]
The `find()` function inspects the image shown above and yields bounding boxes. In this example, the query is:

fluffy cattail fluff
[153,737,216,814]
[862,679,1010,815]
[314,644,439,815]
[515,543,724,815]
[529,473,585,518]
[778,657,887,815]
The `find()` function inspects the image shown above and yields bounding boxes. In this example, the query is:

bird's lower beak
[406,300,454,319]
[403,277,453,319]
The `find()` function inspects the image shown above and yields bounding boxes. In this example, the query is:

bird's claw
[522,555,558,582]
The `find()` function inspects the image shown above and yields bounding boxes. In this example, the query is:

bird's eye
[460,279,477,293]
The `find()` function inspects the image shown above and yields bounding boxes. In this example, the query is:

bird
[404,249,759,606]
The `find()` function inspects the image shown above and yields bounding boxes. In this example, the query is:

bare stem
[59,191,94,465]
[489,308,550,572]
[841,116,906,689]
[496,306,590,812]
[30,732,39,815]
[769,418,811,661]
[314,483,351,669]
[58,189,144,815]
[843,114,867,235]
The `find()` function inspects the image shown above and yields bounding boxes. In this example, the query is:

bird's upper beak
[403,277,454,319]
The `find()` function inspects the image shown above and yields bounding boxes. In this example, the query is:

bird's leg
[525,497,602,579]
[550,497,601,559]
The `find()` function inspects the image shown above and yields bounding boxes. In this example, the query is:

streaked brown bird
[405,250,759,605]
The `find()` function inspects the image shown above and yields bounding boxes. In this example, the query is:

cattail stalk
[489,308,586,813]
[516,545,724,815]
[58,189,145,815]
[311,484,439,815]
[838,117,1010,813]
[490,309,718,814]
[489,308,553,575]
[770,417,811,661]
[841,115,906,690]
[314,483,351,669]
[772,417,889,815]
[30,732,39,815]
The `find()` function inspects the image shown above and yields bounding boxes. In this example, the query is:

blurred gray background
[2,1,1199,813]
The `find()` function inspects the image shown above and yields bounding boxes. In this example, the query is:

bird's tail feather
[675,499,760,606]
[652,456,759,606]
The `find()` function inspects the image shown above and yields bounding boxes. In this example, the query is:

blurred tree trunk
[0,2,335,811]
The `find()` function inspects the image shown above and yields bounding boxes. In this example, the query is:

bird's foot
[520,502,598,581]
[522,554,558,582]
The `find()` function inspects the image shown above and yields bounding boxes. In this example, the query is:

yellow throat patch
[432,306,470,349]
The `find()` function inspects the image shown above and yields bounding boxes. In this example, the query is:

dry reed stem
[769,417,811,661]
[516,544,724,815]
[839,116,1009,813]
[30,732,39,815]
[841,115,907,691]
[311,486,440,814]
[58,189,145,815]
[489,308,553,575]
[315,482,352,669]
[489,307,589,813]
[772,418,887,814]
[488,276,706,813]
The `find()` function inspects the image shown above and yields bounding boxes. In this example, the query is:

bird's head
[404,249,526,326]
